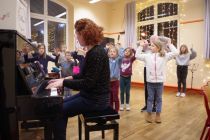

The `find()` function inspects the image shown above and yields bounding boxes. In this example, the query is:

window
[30,0,44,14]
[137,2,178,46]
[30,0,68,52]
[48,21,66,52]
[158,3,178,18]
[31,18,44,43]
[158,20,177,46]
[137,24,154,40]
[137,5,154,22]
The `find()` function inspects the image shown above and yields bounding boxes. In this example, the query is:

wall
[179,0,210,88]
[2,0,208,88]
[0,0,29,37]
[70,0,110,32]
[108,0,208,89]
[0,0,16,30]
[105,0,134,46]
[48,0,112,71]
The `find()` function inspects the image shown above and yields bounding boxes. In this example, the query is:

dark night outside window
[158,3,178,18]
[137,5,154,22]
[158,20,177,47]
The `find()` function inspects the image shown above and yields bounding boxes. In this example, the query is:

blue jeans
[53,93,108,140]
[120,76,131,104]
[147,82,163,113]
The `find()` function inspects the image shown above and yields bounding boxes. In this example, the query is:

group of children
[107,35,197,124]
[17,37,197,123]
[17,43,86,97]
[106,42,136,112]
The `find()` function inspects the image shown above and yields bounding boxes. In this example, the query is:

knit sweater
[176,48,197,66]
[63,45,110,106]
[24,54,59,74]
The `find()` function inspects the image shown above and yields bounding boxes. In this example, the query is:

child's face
[38,46,45,55]
[65,53,73,61]
[150,43,159,53]
[108,48,118,58]
[115,43,121,48]
[61,46,67,52]
[180,46,186,53]
[124,48,132,57]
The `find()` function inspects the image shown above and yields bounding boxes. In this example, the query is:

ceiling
[86,0,120,3]
[101,0,120,3]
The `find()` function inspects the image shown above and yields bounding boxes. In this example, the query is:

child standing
[23,43,59,74]
[108,45,123,112]
[139,35,158,112]
[136,38,178,123]
[175,44,197,97]
[71,47,86,74]
[120,47,136,111]
[58,51,77,97]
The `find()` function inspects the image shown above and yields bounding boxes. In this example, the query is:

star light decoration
[179,0,186,44]
[137,0,179,44]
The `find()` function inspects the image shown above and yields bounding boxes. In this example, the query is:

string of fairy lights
[137,0,184,46]
[136,0,210,85]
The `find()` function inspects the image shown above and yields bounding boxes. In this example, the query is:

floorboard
[19,87,206,140]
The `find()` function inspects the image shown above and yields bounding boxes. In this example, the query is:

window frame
[30,0,68,52]
[136,1,180,47]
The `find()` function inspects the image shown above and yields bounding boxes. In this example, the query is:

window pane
[158,3,178,18]
[158,20,177,47]
[48,21,66,52]
[30,0,44,14]
[31,18,44,43]
[48,0,66,19]
[137,6,154,22]
[137,24,154,40]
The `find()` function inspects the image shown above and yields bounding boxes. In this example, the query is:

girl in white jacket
[136,38,178,123]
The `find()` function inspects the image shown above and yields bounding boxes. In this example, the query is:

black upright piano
[0,30,63,140]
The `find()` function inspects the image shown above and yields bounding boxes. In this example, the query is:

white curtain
[205,0,210,59]
[26,0,31,39]
[124,1,136,48]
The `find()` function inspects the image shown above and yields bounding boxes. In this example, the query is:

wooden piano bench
[78,107,120,140]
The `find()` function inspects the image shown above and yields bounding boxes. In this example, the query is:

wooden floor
[19,87,206,140]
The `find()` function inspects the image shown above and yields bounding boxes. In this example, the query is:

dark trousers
[110,80,120,112]
[177,65,188,93]
[120,76,131,104]
[53,93,108,140]
[144,67,156,108]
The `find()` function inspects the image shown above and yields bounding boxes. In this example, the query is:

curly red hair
[74,18,104,46]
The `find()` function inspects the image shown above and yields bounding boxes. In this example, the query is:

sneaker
[180,93,186,97]
[176,92,181,97]
[120,104,124,111]
[141,106,147,112]
[126,104,130,111]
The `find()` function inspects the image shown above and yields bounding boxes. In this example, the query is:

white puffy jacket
[136,44,178,83]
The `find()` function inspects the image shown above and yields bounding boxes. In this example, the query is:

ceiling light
[89,0,101,4]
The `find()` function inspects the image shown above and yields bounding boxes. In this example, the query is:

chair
[200,81,210,140]
[78,106,120,140]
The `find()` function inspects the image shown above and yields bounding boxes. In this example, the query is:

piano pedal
[21,120,44,130]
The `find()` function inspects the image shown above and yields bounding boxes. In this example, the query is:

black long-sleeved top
[71,51,85,72]
[24,54,59,74]
[63,45,110,106]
